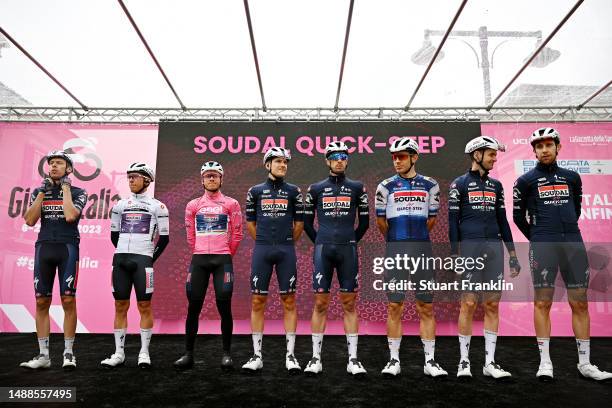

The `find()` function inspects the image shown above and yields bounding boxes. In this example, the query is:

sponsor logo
[146,268,154,293]
[198,206,222,213]
[42,200,64,212]
[125,213,144,221]
[538,184,569,198]
[393,191,426,203]
[569,135,612,145]
[516,159,612,175]
[468,191,496,204]
[360,193,368,205]
[322,196,351,209]
[261,199,288,211]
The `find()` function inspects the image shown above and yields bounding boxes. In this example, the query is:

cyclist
[513,127,612,381]
[21,150,87,370]
[101,162,169,369]
[303,141,369,376]
[173,161,243,370]
[376,137,447,378]
[242,147,304,373]
[449,136,520,379]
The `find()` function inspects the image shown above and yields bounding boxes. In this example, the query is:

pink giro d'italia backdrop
[0,123,158,335]
[483,122,612,337]
[0,122,611,336]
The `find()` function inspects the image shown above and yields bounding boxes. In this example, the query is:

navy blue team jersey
[513,161,582,240]
[304,174,369,245]
[375,174,440,241]
[245,178,304,245]
[448,170,514,254]
[30,185,88,245]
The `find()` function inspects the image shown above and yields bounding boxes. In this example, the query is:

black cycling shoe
[174,352,194,370]
[221,353,233,370]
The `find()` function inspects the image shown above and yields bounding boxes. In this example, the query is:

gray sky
[1,0,610,108]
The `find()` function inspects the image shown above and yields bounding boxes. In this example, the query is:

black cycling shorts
[384,241,434,303]
[186,254,233,302]
[459,239,504,293]
[530,233,589,290]
[250,244,297,295]
[313,244,358,293]
[34,242,79,297]
[112,253,154,301]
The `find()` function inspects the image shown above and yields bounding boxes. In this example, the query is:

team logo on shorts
[538,184,569,198]
[145,267,154,294]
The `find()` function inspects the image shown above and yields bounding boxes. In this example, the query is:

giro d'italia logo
[38,138,103,181]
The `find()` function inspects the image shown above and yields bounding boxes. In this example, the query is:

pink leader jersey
[185,190,243,256]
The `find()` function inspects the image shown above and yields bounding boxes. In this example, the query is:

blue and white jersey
[375,174,439,241]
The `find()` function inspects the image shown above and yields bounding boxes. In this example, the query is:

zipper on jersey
[272,182,278,245]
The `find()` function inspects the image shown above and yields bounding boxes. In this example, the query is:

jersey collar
[266,177,285,189]
[468,169,489,180]
[204,189,222,199]
[130,192,148,199]
[397,172,419,181]
[328,173,346,184]
[536,161,559,172]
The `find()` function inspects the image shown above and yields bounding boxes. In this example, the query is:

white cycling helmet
[127,162,155,181]
[465,136,506,154]
[389,137,419,154]
[530,127,560,146]
[46,150,73,167]
[263,147,291,165]
[325,141,349,157]
[200,161,224,176]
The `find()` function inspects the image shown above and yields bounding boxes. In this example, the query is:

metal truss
[1,106,611,123]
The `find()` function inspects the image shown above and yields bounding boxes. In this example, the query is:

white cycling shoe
[304,357,323,375]
[20,354,51,369]
[578,363,612,381]
[483,362,512,379]
[381,359,401,377]
[242,354,263,371]
[101,353,125,368]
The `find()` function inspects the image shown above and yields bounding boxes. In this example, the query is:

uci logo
[38,138,103,181]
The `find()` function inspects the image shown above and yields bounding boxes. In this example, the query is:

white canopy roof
[1,0,610,112]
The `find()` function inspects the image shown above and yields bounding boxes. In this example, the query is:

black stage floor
[1,333,611,407]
